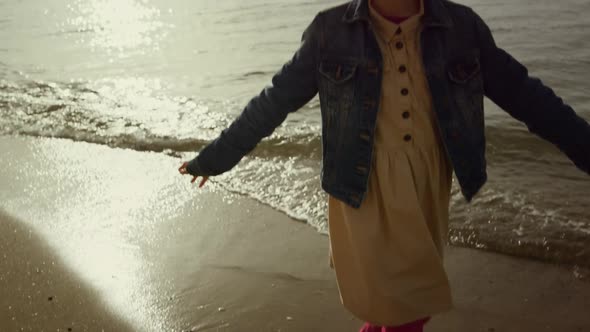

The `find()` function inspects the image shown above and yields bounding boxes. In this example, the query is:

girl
[179,0,590,330]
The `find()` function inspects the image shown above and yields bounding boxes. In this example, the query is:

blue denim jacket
[187,0,590,208]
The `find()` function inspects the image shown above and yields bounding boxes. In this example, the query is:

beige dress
[327,0,454,326]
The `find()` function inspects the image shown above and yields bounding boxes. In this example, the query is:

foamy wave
[0,78,322,157]
[2,77,590,267]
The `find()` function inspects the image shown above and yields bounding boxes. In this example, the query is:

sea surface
[1,0,589,266]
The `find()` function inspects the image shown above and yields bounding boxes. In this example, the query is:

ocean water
[1,0,589,266]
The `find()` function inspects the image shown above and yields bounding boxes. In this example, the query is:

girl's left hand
[178,162,209,188]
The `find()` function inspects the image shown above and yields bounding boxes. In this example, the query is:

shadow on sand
[0,209,136,332]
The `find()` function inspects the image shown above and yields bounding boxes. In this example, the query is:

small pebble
[218,307,225,312]
[48,297,53,301]
[286,316,293,321]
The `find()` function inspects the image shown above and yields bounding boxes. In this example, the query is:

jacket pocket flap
[447,50,481,84]
[319,61,357,84]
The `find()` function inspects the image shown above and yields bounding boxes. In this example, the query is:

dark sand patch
[0,209,135,331]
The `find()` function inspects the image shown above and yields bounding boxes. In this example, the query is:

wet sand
[1,135,589,332]
[0,210,136,331]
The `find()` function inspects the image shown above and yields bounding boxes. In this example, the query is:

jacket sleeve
[473,10,590,174]
[186,14,322,177]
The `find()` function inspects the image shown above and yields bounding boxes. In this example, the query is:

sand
[0,135,589,332]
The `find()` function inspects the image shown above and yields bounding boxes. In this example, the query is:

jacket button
[363,100,376,110]
[401,88,409,96]
[398,65,407,73]
[402,111,410,119]
[395,41,404,49]
[367,60,379,75]
[359,133,371,141]
[403,134,412,142]
[334,65,342,80]
[355,165,368,174]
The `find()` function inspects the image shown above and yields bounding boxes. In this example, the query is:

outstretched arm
[184,14,322,178]
[473,10,590,174]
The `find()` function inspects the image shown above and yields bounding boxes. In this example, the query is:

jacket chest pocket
[447,49,484,132]
[318,59,358,129]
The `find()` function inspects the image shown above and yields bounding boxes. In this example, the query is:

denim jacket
[187,0,590,208]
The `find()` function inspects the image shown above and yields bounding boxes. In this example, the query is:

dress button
[395,41,404,49]
[402,111,410,119]
[398,65,407,73]
[401,88,409,96]
[403,134,412,142]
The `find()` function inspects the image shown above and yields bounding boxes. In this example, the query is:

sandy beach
[1,135,589,332]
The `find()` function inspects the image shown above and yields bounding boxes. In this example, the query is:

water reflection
[66,0,168,53]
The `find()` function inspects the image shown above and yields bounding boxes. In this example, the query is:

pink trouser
[359,318,430,332]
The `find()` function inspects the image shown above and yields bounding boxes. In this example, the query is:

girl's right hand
[178,162,209,188]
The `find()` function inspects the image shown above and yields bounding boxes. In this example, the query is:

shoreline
[1,135,589,331]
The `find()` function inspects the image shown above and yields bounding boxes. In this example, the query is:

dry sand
[0,135,589,332]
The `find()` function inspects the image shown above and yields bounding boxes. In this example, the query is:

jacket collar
[368,0,424,43]
[342,0,453,28]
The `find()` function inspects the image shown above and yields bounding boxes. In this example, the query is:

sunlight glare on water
[37,143,182,331]
[65,0,169,54]
[0,140,195,330]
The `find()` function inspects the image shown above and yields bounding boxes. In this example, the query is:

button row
[394,31,411,143]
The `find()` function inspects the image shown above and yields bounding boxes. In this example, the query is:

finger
[178,162,188,174]
[191,176,197,184]
[199,177,208,188]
